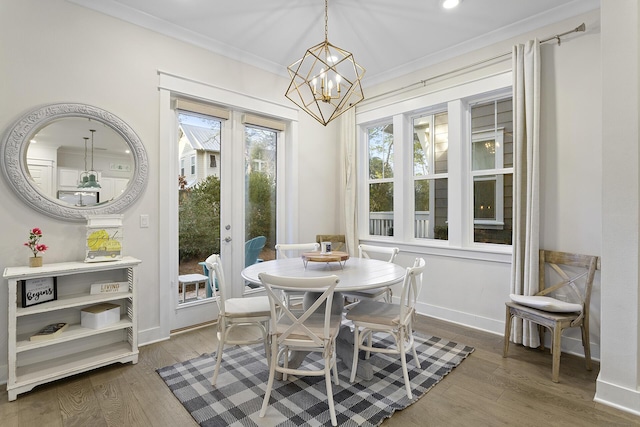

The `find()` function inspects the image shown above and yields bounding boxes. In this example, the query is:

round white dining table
[241,256,407,292]
[242,256,407,381]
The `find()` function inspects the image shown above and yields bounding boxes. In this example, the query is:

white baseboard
[595,378,640,417]
[138,325,169,347]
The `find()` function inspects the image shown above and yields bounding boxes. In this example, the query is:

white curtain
[341,109,358,256]
[510,39,541,348]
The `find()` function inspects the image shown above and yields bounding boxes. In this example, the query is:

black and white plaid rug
[157,332,474,427]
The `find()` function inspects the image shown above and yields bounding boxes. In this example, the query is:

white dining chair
[274,242,320,258]
[204,254,271,386]
[343,244,400,306]
[274,242,320,307]
[259,272,342,427]
[346,257,426,399]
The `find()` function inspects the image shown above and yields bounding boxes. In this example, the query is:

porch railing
[369,211,430,238]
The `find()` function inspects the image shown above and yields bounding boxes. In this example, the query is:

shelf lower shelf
[17,318,133,352]
[8,342,137,401]
[17,292,132,317]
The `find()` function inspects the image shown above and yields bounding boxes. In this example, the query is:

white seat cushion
[225,296,271,317]
[346,300,400,326]
[509,294,582,313]
[276,312,342,341]
[345,287,388,298]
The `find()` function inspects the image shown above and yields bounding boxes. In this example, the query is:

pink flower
[24,228,48,257]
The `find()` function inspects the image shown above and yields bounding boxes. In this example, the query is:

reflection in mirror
[26,118,134,207]
[1,103,148,221]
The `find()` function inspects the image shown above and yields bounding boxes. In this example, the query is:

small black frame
[20,277,57,308]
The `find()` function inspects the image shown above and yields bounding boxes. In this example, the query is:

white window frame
[364,119,396,239]
[190,155,196,175]
[355,72,512,257]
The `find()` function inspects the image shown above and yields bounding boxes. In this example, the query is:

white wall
[596,0,640,416]
[359,9,603,355]
[0,0,337,378]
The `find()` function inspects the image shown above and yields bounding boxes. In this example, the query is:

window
[413,112,448,240]
[190,155,196,175]
[357,72,512,251]
[470,98,513,245]
[367,122,394,236]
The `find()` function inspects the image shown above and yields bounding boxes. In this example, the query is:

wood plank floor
[2,316,639,426]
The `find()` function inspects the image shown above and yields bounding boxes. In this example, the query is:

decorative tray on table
[301,251,349,268]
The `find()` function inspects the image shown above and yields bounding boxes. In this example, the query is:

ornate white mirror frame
[1,103,148,221]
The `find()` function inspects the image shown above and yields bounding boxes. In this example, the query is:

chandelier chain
[324,0,328,42]
[90,129,96,170]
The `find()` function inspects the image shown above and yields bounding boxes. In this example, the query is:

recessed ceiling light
[442,0,461,9]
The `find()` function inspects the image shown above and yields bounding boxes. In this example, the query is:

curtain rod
[364,23,586,103]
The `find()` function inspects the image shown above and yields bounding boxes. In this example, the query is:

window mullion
[447,99,465,247]
[394,113,409,241]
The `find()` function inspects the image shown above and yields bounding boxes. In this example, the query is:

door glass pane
[245,126,276,264]
[177,112,221,302]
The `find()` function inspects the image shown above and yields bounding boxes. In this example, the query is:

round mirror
[1,103,148,221]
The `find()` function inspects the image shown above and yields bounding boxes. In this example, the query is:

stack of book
[30,322,68,341]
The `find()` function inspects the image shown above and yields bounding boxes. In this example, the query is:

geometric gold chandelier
[285,0,365,126]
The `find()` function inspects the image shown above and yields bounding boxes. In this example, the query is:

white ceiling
[69,0,598,86]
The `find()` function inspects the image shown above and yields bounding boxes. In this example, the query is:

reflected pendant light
[285,0,365,126]
[79,129,101,188]
[78,136,90,188]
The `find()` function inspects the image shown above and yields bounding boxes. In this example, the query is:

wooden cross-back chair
[274,242,319,258]
[503,250,598,382]
[315,234,346,253]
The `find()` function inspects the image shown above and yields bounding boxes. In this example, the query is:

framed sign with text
[20,277,57,307]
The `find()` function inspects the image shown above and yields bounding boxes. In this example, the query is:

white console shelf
[3,256,141,401]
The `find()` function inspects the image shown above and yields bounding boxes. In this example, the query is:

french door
[170,108,278,332]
